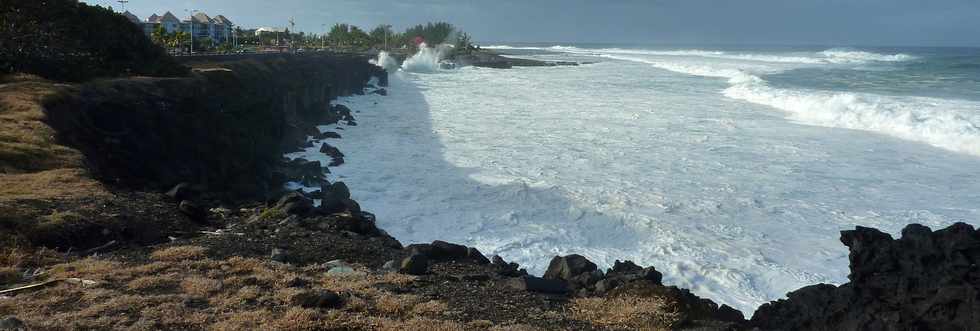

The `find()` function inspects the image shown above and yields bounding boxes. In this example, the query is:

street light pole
[321,24,326,49]
[184,9,198,54]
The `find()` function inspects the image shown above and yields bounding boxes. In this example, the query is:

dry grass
[127,274,180,292]
[181,275,223,296]
[0,79,86,175]
[376,293,423,317]
[0,266,21,285]
[0,249,478,330]
[571,296,681,331]
[0,169,106,201]
[150,245,208,262]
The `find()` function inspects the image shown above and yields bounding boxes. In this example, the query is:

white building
[128,11,235,45]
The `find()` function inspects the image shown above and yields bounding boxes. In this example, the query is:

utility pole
[117,0,128,10]
[385,24,392,51]
[289,18,296,50]
[185,9,197,54]
[321,24,326,49]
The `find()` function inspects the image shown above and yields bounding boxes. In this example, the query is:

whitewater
[290,45,980,314]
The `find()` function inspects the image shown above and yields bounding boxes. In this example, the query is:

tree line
[238,21,475,52]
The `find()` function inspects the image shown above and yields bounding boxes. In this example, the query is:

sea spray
[401,43,453,73]
[371,51,401,72]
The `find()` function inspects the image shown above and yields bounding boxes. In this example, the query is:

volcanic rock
[400,254,429,275]
[291,290,343,309]
[751,223,980,330]
[504,276,569,294]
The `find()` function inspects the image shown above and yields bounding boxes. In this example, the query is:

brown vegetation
[0,246,490,330]
[571,296,681,330]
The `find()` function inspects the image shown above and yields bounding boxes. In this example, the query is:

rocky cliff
[42,54,386,200]
[751,223,980,330]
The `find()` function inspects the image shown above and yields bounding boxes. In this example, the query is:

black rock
[466,247,491,265]
[270,247,289,263]
[165,183,196,201]
[399,254,429,275]
[751,223,980,330]
[285,277,310,288]
[332,104,354,121]
[178,200,207,223]
[291,290,343,309]
[274,192,313,216]
[492,255,527,277]
[430,240,469,260]
[315,131,342,139]
[182,297,209,309]
[504,276,569,294]
[319,143,345,158]
[543,254,598,282]
[319,182,352,214]
[370,88,388,96]
[406,243,434,257]
[0,317,25,331]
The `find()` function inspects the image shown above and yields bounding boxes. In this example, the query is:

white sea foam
[820,48,917,63]
[570,49,980,157]
[487,45,916,65]
[287,45,980,315]
[401,43,452,73]
[370,51,401,72]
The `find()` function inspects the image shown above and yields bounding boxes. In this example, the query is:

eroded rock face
[44,54,386,200]
[751,223,980,330]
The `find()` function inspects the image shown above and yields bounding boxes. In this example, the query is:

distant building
[125,10,235,45]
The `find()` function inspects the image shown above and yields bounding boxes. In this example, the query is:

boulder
[751,223,980,330]
[399,254,429,275]
[274,192,314,216]
[270,247,289,263]
[0,317,25,331]
[165,183,197,201]
[332,104,354,121]
[315,131,342,139]
[319,143,345,159]
[504,276,569,294]
[430,240,469,260]
[543,254,598,282]
[178,200,207,223]
[492,255,527,277]
[319,182,352,214]
[466,247,491,265]
[290,290,343,309]
[182,297,209,309]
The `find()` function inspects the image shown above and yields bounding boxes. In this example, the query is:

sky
[85,0,980,47]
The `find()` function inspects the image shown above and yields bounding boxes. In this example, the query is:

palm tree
[151,25,167,46]
[171,31,188,54]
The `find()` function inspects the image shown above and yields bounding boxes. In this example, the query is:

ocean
[288,44,980,314]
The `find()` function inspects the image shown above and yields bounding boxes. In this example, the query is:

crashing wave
[597,53,980,157]
[401,43,453,73]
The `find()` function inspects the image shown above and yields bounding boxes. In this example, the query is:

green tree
[349,26,369,46]
[327,23,351,46]
[370,24,393,47]
[403,22,455,45]
[150,25,168,46]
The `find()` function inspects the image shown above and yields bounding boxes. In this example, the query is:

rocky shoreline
[1,53,978,330]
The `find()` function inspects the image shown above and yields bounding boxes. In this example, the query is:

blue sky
[85,0,980,47]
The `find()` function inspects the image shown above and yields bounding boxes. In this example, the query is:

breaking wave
[401,43,452,73]
[594,53,980,157]
[486,45,917,65]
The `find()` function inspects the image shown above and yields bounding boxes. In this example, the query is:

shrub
[0,0,188,82]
